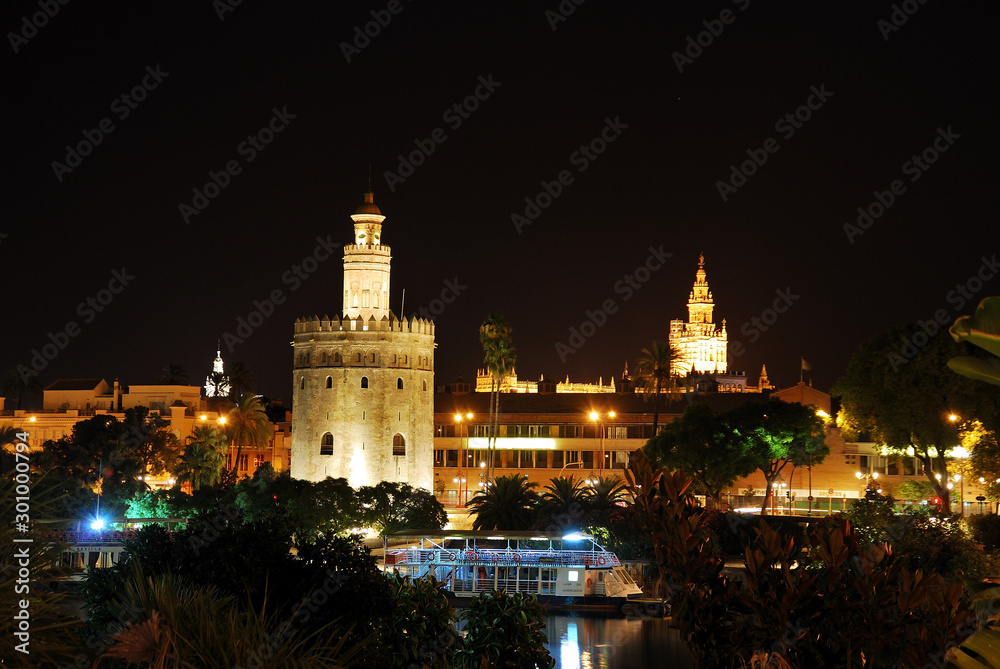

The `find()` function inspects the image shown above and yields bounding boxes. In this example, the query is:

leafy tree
[467,473,538,530]
[894,479,935,502]
[225,393,273,476]
[634,340,682,434]
[645,402,757,508]
[479,313,516,482]
[834,326,997,511]
[157,363,189,385]
[177,424,228,491]
[1,366,42,410]
[38,408,180,517]
[725,398,828,515]
[356,481,446,536]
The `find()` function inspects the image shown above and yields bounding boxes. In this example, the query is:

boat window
[568,570,579,582]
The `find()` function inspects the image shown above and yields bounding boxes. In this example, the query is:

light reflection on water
[544,612,694,669]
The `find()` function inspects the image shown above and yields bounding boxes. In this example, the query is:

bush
[969,513,1000,550]
[453,590,554,669]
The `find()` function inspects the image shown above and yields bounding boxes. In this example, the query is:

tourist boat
[383,530,644,610]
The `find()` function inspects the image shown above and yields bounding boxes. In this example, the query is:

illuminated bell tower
[669,254,728,376]
[343,190,391,320]
[687,254,714,328]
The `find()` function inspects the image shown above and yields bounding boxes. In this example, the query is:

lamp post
[856,470,880,497]
[454,412,473,506]
[588,410,616,473]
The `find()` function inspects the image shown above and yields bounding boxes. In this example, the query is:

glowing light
[454,414,462,422]
[949,447,970,459]
[217,417,227,425]
[29,416,36,422]
[90,518,105,531]
[589,411,599,421]
[949,414,959,422]
[816,410,829,419]
[607,411,616,419]
[200,415,207,421]
[562,532,588,541]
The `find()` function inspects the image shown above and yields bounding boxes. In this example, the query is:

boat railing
[385,548,621,568]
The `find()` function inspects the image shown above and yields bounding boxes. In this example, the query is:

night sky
[4,1,997,407]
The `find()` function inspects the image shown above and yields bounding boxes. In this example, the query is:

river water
[543,612,694,669]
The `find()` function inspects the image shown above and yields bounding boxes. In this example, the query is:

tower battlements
[294,314,434,336]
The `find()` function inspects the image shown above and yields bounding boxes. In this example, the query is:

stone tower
[290,190,435,491]
[668,255,728,376]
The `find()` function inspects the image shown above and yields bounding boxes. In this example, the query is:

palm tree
[227,361,256,400]
[479,314,516,482]
[1,367,42,410]
[467,474,538,530]
[177,425,227,490]
[634,340,682,435]
[538,476,589,529]
[588,476,629,513]
[157,363,189,385]
[225,393,273,477]
[0,422,19,477]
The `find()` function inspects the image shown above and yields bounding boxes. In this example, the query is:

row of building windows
[318,433,406,456]
[434,424,652,439]
[859,455,941,477]
[433,449,630,470]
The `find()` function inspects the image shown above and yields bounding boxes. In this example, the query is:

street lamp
[589,410,616,473]
[454,412,473,505]
[856,471,881,496]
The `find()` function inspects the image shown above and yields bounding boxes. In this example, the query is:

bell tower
[343,190,392,320]
[686,254,715,328]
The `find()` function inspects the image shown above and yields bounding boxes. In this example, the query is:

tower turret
[343,190,392,320]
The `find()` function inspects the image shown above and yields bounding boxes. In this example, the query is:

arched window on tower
[326,376,333,388]
[361,376,369,389]
[422,380,427,391]
[320,433,333,455]
[397,378,403,390]
[300,377,305,390]
[392,434,405,456]
[352,292,359,308]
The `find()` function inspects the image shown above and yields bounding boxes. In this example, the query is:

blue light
[562,532,587,541]
[90,518,105,531]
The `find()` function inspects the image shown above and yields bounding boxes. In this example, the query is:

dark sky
[4,1,997,407]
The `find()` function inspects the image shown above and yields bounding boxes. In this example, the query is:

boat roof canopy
[385,530,594,541]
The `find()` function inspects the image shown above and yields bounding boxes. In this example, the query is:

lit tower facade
[291,190,435,490]
[668,255,728,376]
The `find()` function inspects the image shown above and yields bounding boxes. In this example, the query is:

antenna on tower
[367,163,372,192]
[401,288,405,319]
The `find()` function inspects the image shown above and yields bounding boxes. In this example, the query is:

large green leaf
[948,357,1000,386]
[951,297,1000,357]
[949,626,1000,669]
